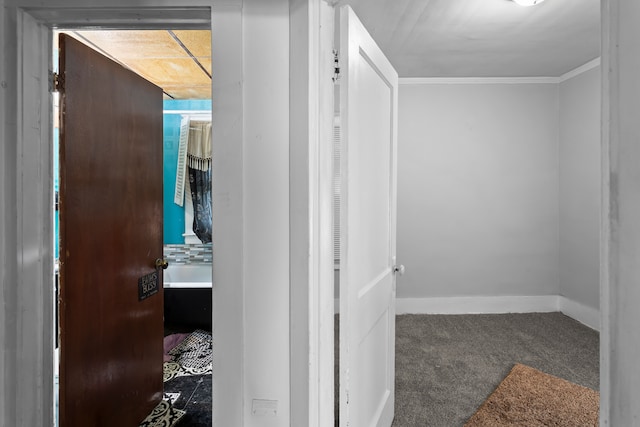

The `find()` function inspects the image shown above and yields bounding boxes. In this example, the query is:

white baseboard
[558,296,600,331]
[334,295,600,331]
[395,295,560,315]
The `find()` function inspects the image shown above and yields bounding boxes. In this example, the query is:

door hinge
[50,71,64,93]
[332,50,340,83]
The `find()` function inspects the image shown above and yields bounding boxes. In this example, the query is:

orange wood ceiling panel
[70,30,212,99]
[75,30,186,59]
[170,30,212,77]
[162,85,212,100]
[124,58,211,85]
[170,30,211,57]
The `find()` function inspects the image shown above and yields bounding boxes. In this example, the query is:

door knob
[393,264,405,275]
[155,258,169,270]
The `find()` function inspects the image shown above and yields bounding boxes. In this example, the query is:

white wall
[0,1,293,426]
[0,0,9,423]
[602,0,640,423]
[242,0,291,425]
[210,6,244,426]
[559,66,601,312]
[397,82,560,299]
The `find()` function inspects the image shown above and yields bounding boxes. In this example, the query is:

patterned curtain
[187,121,212,243]
[188,167,212,243]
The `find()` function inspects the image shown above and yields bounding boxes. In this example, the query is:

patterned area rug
[163,330,213,382]
[465,363,599,426]
[139,398,186,427]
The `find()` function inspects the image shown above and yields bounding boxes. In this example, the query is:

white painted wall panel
[397,82,560,298]
[559,66,601,313]
[0,0,11,424]
[603,1,640,424]
[1,2,292,427]
[210,6,245,427]
[243,0,290,426]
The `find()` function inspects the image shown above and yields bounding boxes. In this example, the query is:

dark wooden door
[58,33,164,427]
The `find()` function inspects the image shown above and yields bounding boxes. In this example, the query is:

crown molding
[399,76,560,85]
[559,57,601,82]
[399,58,602,86]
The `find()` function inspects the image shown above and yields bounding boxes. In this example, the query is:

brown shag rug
[465,363,599,427]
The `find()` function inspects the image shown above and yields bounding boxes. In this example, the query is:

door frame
[7,4,245,426]
[6,1,625,426]
[289,1,336,426]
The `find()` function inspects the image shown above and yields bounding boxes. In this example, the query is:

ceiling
[63,30,212,100]
[344,0,601,78]
[59,0,600,100]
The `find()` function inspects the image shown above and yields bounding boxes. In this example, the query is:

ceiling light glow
[512,0,545,6]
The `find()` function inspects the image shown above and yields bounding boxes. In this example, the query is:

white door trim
[600,1,612,425]
[13,10,54,426]
[4,5,245,427]
[289,1,336,425]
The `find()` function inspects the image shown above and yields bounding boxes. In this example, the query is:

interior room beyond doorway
[52,28,213,427]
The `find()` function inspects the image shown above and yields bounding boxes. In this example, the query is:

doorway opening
[52,28,213,426]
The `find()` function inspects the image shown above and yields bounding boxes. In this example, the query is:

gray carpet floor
[393,312,599,426]
[336,312,600,427]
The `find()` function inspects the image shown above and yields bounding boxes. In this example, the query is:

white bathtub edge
[164,282,212,289]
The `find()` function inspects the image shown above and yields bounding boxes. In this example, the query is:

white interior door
[338,5,399,427]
